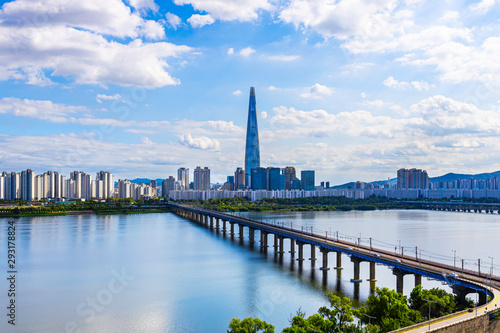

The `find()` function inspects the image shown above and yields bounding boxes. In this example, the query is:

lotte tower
[244,87,260,186]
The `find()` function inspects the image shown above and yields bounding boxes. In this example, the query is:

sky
[1,0,500,185]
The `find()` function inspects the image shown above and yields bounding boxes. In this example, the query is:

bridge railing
[222,211,500,281]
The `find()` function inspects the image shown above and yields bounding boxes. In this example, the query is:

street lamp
[452,250,456,276]
[363,314,376,333]
[489,256,494,292]
[423,298,437,332]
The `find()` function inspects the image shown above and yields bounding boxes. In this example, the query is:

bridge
[395,200,500,213]
[169,203,500,332]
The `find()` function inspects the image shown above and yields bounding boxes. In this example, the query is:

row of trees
[228,286,472,333]
[192,196,416,213]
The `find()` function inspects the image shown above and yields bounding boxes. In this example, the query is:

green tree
[228,317,275,333]
[356,287,412,332]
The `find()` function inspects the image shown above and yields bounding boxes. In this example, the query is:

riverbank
[188,195,416,212]
[0,205,171,218]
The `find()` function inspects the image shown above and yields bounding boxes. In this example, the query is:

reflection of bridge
[169,203,500,332]
[396,200,500,213]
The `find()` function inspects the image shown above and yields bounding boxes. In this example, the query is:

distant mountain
[114,178,164,187]
[330,170,500,189]
[429,171,500,182]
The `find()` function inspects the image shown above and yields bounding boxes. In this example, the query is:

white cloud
[227,48,234,55]
[165,12,182,29]
[232,90,242,96]
[173,0,272,22]
[178,133,221,150]
[124,129,157,134]
[187,14,215,28]
[96,94,123,103]
[128,0,159,12]
[268,85,278,91]
[0,97,84,122]
[439,10,460,22]
[279,0,398,39]
[260,111,268,119]
[383,77,431,91]
[141,136,155,145]
[469,0,496,13]
[301,83,334,98]
[265,55,301,61]
[0,0,193,88]
[239,47,256,57]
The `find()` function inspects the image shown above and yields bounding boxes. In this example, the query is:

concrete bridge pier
[309,244,317,261]
[479,292,487,305]
[289,239,296,254]
[296,241,305,261]
[393,268,410,294]
[334,252,343,270]
[274,234,279,250]
[249,228,256,244]
[367,261,377,282]
[222,220,227,234]
[238,224,244,239]
[210,216,214,229]
[230,222,235,236]
[260,231,268,248]
[453,285,476,306]
[320,247,330,271]
[415,274,422,287]
[350,257,364,283]
[216,218,220,231]
[276,236,285,254]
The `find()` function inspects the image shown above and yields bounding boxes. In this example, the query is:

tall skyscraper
[301,170,315,191]
[245,87,260,186]
[251,167,267,190]
[284,166,296,190]
[234,167,245,190]
[177,167,189,190]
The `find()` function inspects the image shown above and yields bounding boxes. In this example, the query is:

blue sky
[1,0,500,184]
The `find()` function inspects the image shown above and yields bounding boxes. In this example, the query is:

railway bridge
[169,203,500,332]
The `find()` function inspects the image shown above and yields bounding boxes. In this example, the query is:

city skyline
[2,1,500,184]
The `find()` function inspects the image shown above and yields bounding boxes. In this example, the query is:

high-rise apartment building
[177,167,189,190]
[301,170,315,191]
[244,87,260,186]
[397,168,429,190]
[162,176,175,197]
[194,166,210,190]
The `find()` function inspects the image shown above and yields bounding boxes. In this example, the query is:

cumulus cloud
[239,47,256,57]
[469,0,496,13]
[0,0,192,88]
[173,0,272,22]
[178,133,221,150]
[96,94,123,103]
[383,77,431,91]
[279,0,398,39]
[187,14,215,28]
[301,83,334,98]
[128,0,159,12]
[232,90,242,96]
[260,111,268,119]
[165,12,182,29]
[227,48,234,55]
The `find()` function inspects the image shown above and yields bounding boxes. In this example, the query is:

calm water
[0,210,498,332]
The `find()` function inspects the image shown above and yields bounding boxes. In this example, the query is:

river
[0,209,498,332]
